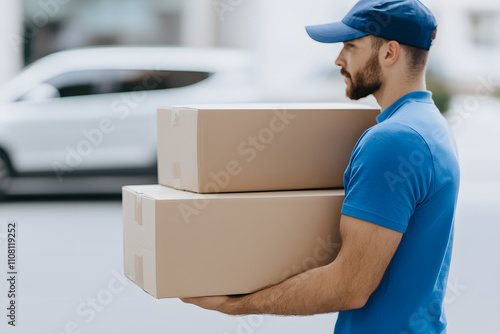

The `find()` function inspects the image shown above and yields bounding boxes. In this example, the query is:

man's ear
[381,40,401,68]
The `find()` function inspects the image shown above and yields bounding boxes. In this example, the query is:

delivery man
[181,0,460,332]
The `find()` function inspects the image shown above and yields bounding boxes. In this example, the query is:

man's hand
[181,296,229,311]
[181,296,243,315]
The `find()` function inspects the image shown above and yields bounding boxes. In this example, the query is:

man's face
[335,36,383,100]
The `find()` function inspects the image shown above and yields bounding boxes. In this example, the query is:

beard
[341,51,382,100]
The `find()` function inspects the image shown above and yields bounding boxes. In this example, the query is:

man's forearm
[182,216,400,316]
[221,262,360,316]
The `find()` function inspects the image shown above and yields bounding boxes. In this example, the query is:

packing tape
[134,254,144,287]
[173,162,181,179]
[171,107,181,126]
[172,162,181,189]
[134,193,143,226]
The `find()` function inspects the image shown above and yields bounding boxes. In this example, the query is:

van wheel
[0,153,12,197]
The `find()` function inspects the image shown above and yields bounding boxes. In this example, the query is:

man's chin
[345,85,379,100]
[346,94,363,101]
[344,82,357,100]
[345,88,362,101]
[346,91,371,101]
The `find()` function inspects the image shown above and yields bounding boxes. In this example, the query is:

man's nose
[335,49,346,68]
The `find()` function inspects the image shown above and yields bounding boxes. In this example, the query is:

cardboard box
[123,184,345,298]
[157,103,379,193]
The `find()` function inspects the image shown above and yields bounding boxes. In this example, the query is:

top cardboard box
[157,103,379,193]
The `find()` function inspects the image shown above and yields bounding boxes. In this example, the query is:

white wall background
[213,0,500,94]
[1,0,499,90]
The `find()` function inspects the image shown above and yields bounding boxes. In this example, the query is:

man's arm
[181,214,403,315]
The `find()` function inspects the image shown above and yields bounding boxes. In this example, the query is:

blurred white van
[0,46,263,195]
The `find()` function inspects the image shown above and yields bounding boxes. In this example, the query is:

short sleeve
[342,123,434,233]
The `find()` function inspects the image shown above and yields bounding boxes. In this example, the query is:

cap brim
[306,21,368,43]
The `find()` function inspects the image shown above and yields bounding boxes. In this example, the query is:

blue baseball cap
[306,0,437,50]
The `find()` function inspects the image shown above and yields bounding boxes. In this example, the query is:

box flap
[160,102,379,111]
[123,184,344,200]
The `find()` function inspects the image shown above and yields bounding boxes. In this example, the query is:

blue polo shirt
[335,91,460,334]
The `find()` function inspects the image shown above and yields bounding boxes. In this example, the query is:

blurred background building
[0,1,22,84]
[1,0,498,104]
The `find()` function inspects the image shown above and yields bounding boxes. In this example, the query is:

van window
[42,69,212,98]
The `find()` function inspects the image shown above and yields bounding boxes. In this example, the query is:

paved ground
[0,97,498,334]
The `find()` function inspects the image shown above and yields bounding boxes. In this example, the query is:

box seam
[197,109,203,192]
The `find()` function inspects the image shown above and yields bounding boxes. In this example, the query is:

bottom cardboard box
[123,185,344,298]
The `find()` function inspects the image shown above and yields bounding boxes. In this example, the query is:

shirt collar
[376,91,433,123]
